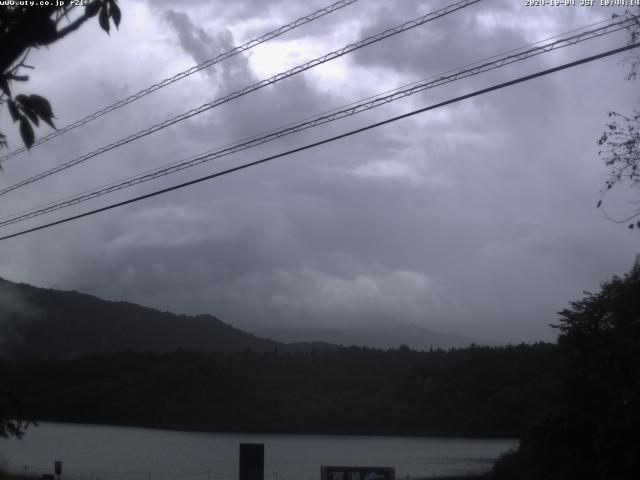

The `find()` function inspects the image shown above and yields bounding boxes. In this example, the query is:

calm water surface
[0,423,516,480]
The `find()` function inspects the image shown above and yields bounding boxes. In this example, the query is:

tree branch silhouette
[0,0,121,152]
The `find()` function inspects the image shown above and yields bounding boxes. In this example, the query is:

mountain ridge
[0,276,311,359]
[256,323,496,350]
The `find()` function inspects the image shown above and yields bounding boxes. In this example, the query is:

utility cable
[1,41,637,242]
[0,0,361,164]
[0,14,634,228]
[0,0,483,198]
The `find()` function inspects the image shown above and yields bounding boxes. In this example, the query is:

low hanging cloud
[262,267,442,326]
[0,280,43,357]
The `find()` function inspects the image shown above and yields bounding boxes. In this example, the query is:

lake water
[0,423,516,480]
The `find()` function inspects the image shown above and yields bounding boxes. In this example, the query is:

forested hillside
[0,277,293,359]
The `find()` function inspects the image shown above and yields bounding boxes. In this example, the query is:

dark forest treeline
[491,262,640,480]
[1,343,560,438]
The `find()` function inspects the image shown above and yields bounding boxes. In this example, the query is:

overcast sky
[0,0,638,343]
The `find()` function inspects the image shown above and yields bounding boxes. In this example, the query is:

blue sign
[321,466,395,480]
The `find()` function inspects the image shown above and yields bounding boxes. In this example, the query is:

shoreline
[2,475,489,480]
[17,419,519,442]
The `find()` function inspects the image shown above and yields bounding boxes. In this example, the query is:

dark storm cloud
[160,4,348,159]
[164,10,219,68]
[1,0,638,343]
[163,9,255,87]
[59,220,445,332]
[351,0,523,76]
[148,0,358,44]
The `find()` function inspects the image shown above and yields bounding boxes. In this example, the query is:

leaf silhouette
[85,0,101,17]
[0,76,10,97]
[19,118,34,149]
[27,94,54,119]
[99,5,110,34]
[7,101,20,122]
[22,108,39,126]
[110,1,121,29]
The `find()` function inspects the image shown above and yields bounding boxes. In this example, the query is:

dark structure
[239,443,264,480]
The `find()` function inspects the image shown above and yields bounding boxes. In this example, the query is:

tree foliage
[492,260,640,480]
[597,10,640,228]
[0,0,121,151]
[0,389,29,439]
[0,356,32,439]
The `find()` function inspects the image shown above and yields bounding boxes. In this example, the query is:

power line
[0,14,615,225]
[1,41,637,243]
[0,14,634,228]
[0,0,361,164]
[0,0,483,198]
[0,14,611,222]
[0,16,631,226]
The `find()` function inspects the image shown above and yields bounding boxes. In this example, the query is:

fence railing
[5,465,281,480]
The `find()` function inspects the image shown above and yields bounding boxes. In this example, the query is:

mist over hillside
[0,277,312,360]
